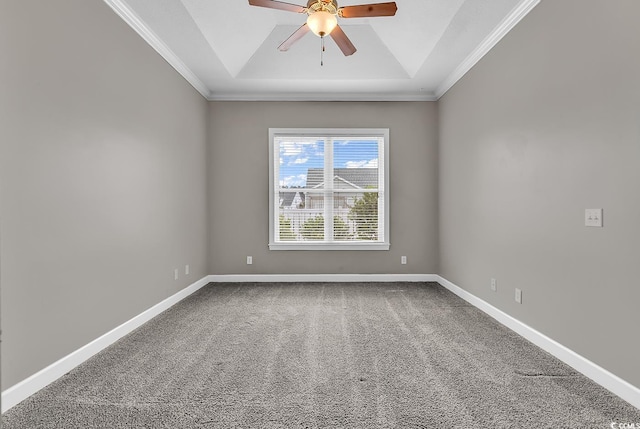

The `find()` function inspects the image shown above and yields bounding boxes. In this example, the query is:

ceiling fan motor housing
[307,0,338,15]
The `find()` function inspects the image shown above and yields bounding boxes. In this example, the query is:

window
[269,128,389,250]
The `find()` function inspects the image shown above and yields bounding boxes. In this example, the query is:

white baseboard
[436,275,640,410]
[4,273,639,413]
[1,273,431,413]
[209,273,439,283]
[1,275,211,413]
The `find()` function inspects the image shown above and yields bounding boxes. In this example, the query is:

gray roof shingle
[305,168,377,189]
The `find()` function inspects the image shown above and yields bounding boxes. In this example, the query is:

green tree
[349,192,378,240]
[333,215,350,240]
[300,215,351,240]
[301,216,324,240]
[279,215,296,241]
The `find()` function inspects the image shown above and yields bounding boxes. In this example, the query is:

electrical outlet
[247,256,253,265]
[401,256,407,265]
[491,278,497,292]
[515,288,522,304]
[185,264,190,275]
[585,209,603,227]
[174,269,179,280]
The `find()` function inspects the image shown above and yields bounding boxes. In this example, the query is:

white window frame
[269,128,390,251]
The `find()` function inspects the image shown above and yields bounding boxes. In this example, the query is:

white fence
[279,208,355,240]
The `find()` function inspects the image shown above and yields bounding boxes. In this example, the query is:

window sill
[269,242,390,251]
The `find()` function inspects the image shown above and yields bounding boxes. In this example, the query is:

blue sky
[278,139,378,188]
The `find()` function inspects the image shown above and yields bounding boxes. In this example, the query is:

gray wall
[208,101,439,275]
[439,0,640,387]
[0,1,209,389]
[3,0,639,401]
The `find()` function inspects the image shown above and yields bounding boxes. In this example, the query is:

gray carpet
[3,282,639,428]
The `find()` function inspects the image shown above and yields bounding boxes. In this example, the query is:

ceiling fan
[248,0,398,59]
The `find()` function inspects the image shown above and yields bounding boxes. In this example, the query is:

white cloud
[346,158,378,168]
[293,157,308,164]
[279,174,307,187]
[280,141,313,157]
[345,160,367,168]
[279,142,303,157]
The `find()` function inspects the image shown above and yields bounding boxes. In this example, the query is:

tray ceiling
[104,0,539,100]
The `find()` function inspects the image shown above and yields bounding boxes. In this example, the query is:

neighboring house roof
[279,191,302,207]
[311,176,361,190]
[306,168,378,189]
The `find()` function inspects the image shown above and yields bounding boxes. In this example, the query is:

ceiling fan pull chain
[320,35,325,66]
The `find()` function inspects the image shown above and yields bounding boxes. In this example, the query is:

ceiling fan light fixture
[306,10,337,37]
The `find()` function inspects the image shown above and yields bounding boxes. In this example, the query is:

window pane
[279,198,326,242]
[278,139,324,190]
[333,139,380,242]
[333,138,379,189]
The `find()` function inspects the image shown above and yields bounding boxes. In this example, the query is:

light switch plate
[585,209,603,227]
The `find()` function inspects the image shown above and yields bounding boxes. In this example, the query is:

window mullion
[324,138,333,242]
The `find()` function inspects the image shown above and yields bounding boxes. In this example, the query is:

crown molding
[208,92,438,102]
[102,0,212,100]
[435,0,541,99]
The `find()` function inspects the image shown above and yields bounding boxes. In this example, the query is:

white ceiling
[104,0,539,101]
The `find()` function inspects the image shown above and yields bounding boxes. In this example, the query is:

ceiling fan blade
[278,23,311,51]
[248,0,306,13]
[339,2,397,18]
[329,25,356,56]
